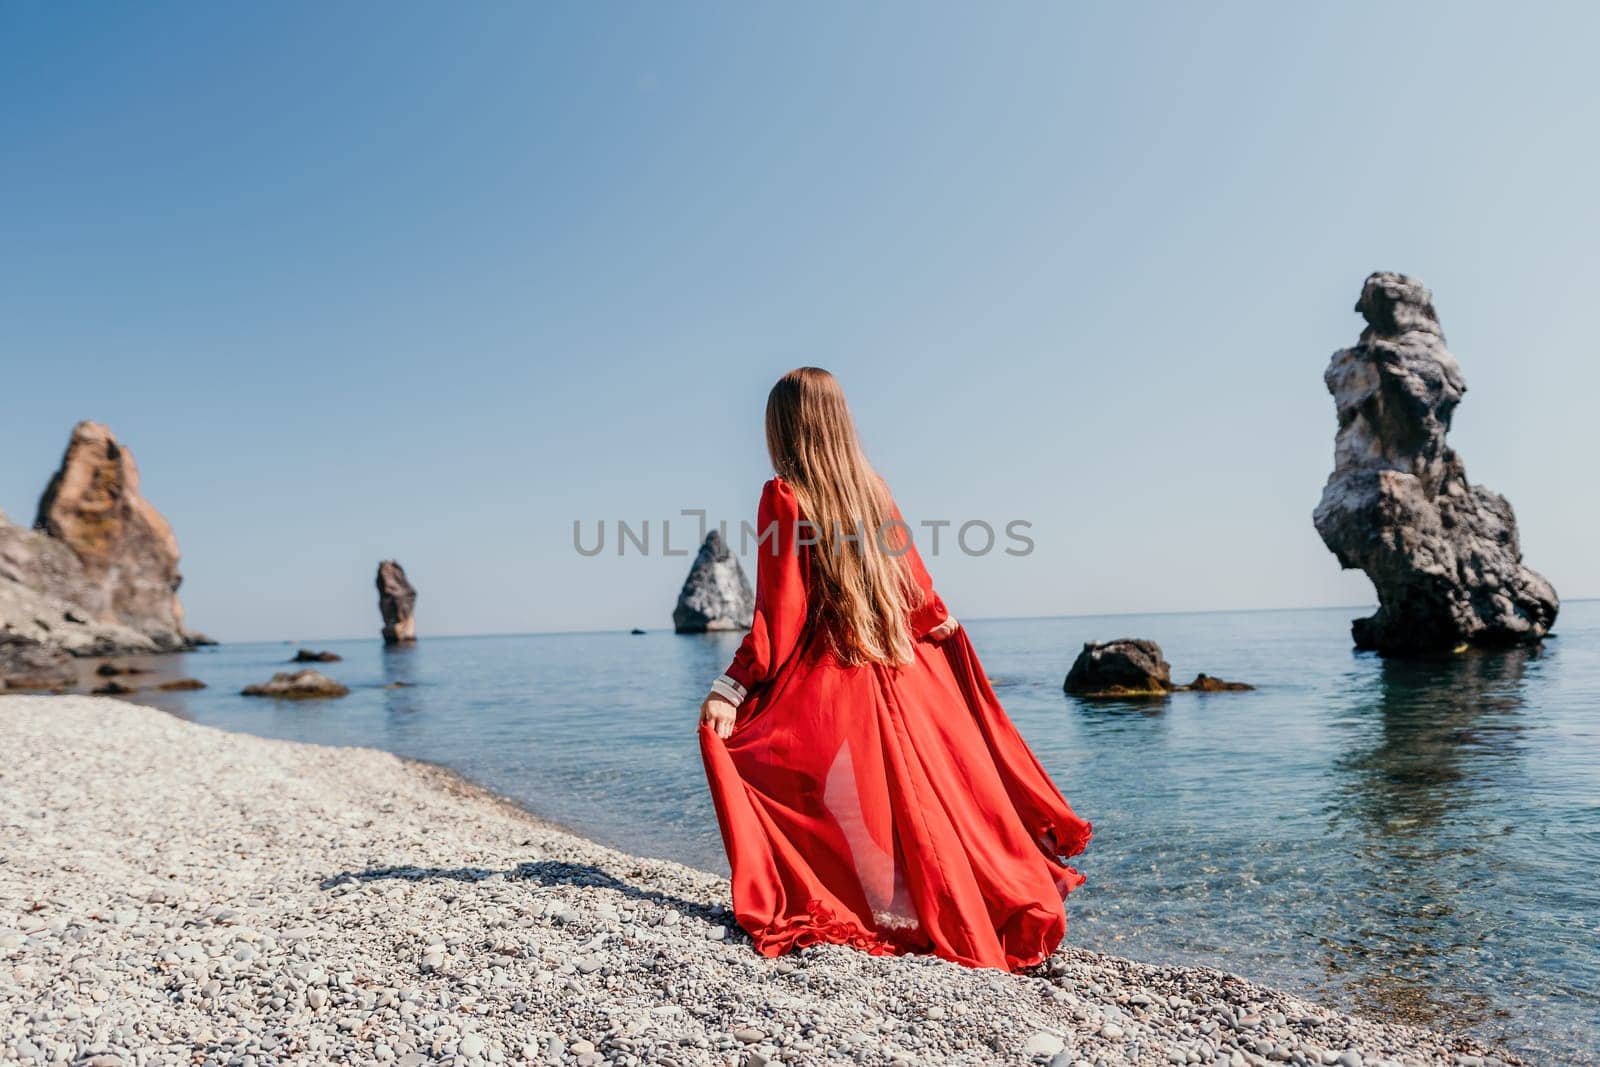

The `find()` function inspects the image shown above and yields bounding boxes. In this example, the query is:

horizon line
[194,596,1597,646]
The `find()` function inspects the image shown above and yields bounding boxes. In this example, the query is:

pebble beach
[0,696,1524,1067]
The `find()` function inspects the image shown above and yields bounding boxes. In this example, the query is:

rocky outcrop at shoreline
[35,421,193,649]
[0,696,1519,1067]
[0,522,168,657]
[673,531,754,633]
[1313,273,1559,655]
[0,421,205,656]
[0,633,76,691]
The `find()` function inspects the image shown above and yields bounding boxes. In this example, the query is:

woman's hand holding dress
[699,692,737,738]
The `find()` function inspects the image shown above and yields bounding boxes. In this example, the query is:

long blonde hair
[765,368,921,667]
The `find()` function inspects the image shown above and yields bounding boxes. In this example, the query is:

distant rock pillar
[673,531,754,633]
[377,560,417,644]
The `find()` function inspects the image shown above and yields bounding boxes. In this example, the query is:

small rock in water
[156,677,206,691]
[1183,672,1254,692]
[1064,639,1172,697]
[240,669,349,699]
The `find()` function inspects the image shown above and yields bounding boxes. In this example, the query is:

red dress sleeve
[720,479,809,698]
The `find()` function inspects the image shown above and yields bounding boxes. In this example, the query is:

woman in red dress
[698,367,1091,972]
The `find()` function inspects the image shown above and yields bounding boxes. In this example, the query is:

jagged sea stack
[673,531,754,633]
[377,560,417,644]
[28,420,196,650]
[1313,272,1558,655]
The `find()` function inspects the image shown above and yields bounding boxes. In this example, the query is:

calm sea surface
[107,603,1598,1064]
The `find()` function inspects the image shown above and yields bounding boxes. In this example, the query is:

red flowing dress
[700,478,1091,971]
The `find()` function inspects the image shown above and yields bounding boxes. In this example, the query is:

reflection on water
[1321,650,1535,1031]
[380,645,423,717]
[68,605,1600,1065]
[1340,650,1534,833]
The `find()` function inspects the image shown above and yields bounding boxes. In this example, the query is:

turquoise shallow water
[109,603,1598,1064]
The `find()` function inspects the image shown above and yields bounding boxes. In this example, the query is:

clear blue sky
[3,3,1595,642]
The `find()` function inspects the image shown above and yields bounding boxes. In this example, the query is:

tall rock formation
[33,421,190,649]
[0,421,198,653]
[673,531,754,633]
[377,560,417,644]
[1313,272,1559,655]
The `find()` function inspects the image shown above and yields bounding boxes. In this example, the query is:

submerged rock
[291,648,342,663]
[0,633,77,690]
[95,662,149,677]
[156,677,207,691]
[241,669,349,699]
[33,421,196,650]
[1184,673,1254,692]
[91,680,136,695]
[673,531,754,633]
[1313,273,1559,655]
[377,560,417,645]
[1063,639,1172,697]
